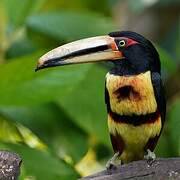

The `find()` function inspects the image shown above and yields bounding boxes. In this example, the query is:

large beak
[35,35,124,71]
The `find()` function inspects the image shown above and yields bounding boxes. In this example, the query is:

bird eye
[118,40,126,47]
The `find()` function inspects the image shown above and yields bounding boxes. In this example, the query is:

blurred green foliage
[0,0,179,179]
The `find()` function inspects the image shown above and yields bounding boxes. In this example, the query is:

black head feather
[109,31,161,75]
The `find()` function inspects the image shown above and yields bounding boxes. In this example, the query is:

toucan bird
[36,31,166,167]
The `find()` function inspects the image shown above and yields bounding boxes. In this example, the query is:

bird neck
[110,59,148,76]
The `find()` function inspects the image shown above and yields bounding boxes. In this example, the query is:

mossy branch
[0,150,21,180]
[82,158,180,180]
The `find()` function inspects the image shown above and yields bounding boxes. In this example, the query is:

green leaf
[155,133,172,157]
[0,103,88,162]
[27,11,116,41]
[2,0,45,30]
[57,64,111,147]
[6,35,37,59]
[0,3,7,59]
[0,52,92,106]
[156,46,176,74]
[41,0,110,14]
[0,115,45,149]
[0,116,22,143]
[0,143,79,180]
[167,99,180,156]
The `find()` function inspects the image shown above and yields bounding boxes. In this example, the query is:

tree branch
[82,158,180,180]
[0,150,22,180]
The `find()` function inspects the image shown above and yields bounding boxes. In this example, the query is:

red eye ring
[127,38,139,47]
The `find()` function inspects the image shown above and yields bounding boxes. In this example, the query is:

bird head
[36,31,160,75]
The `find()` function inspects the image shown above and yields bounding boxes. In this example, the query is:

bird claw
[144,149,156,165]
[106,162,117,171]
[106,152,121,171]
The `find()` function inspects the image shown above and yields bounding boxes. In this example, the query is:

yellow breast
[106,71,157,115]
[108,115,162,162]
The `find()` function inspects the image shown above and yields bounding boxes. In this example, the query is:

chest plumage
[106,71,162,163]
[106,71,157,115]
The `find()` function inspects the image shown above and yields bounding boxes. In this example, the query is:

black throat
[109,59,147,76]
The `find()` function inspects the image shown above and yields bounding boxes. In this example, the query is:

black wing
[144,72,166,151]
[151,72,166,127]
[105,80,111,113]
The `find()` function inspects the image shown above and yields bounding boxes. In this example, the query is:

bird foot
[106,152,121,171]
[144,149,156,165]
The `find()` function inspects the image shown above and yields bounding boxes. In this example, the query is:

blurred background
[0,0,179,179]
